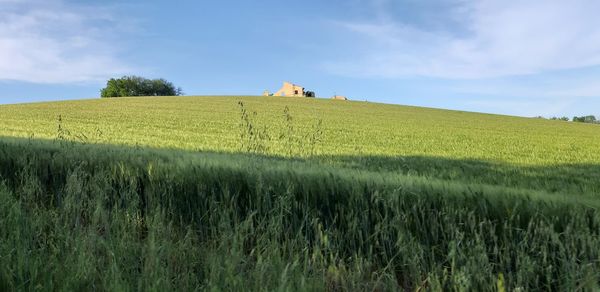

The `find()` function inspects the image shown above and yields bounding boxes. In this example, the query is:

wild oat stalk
[238,101,270,154]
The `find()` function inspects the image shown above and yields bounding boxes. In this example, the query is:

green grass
[2,95,599,165]
[1,96,599,290]
[1,138,599,291]
[3,95,600,196]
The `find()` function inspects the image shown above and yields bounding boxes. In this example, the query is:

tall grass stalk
[0,138,598,290]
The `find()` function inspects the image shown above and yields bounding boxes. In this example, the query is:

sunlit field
[1,96,599,290]
[2,95,599,164]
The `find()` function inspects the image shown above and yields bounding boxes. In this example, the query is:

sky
[1,0,600,117]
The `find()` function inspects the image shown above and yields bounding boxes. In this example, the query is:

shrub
[549,116,569,121]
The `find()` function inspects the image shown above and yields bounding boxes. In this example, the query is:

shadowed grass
[1,137,599,291]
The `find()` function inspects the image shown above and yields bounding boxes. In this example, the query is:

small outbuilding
[332,95,348,101]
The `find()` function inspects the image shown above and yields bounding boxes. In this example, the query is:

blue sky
[1,0,600,117]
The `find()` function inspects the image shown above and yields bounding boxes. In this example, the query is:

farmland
[1,96,600,290]
[2,96,600,165]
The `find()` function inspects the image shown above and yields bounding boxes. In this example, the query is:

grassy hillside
[1,96,600,290]
[2,95,599,197]
[2,95,599,165]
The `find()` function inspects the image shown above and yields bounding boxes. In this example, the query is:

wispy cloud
[0,0,133,83]
[327,0,600,79]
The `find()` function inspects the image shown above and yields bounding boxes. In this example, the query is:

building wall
[274,82,305,97]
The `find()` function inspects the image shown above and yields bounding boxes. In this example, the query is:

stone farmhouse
[264,82,313,97]
[263,81,348,100]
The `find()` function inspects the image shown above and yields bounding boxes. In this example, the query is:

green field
[3,96,600,164]
[1,96,600,290]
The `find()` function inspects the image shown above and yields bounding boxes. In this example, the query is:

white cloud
[327,0,600,79]
[0,0,132,83]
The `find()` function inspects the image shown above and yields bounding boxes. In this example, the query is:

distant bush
[100,76,182,98]
[549,116,569,121]
[572,115,597,124]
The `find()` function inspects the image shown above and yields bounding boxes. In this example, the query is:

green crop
[0,96,599,290]
[1,96,599,165]
[2,96,599,196]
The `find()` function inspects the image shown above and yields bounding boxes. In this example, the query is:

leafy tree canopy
[573,115,597,123]
[101,76,182,98]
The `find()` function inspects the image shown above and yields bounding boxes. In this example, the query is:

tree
[572,115,597,123]
[305,90,316,98]
[101,76,182,98]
